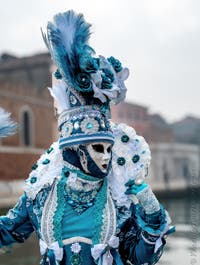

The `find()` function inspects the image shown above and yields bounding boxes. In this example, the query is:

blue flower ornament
[91,56,130,104]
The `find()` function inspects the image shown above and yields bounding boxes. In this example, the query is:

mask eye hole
[107,146,111,153]
[92,144,104,153]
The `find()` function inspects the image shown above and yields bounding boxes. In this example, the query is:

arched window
[23,111,31,146]
[19,106,34,146]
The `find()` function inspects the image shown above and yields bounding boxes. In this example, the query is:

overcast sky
[0,0,199,122]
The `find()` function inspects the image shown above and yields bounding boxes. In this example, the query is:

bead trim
[65,172,103,214]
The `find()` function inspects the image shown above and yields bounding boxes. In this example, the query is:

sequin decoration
[42,159,50,165]
[46,147,54,154]
[65,173,102,214]
[121,134,129,143]
[100,120,105,129]
[65,186,100,214]
[117,157,126,166]
[80,117,99,134]
[70,94,78,106]
[30,177,37,184]
[105,121,110,129]
[132,154,140,163]
[74,121,80,130]
[71,253,82,265]
[31,163,38,170]
[61,122,73,137]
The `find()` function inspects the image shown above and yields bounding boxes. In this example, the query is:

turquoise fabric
[0,186,170,265]
[135,204,167,235]
[62,203,94,240]
[125,180,148,195]
[0,194,34,247]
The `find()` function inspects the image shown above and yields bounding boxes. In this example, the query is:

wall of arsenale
[0,53,57,206]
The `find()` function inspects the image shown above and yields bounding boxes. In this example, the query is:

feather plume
[0,108,17,137]
[43,10,93,89]
[48,81,70,114]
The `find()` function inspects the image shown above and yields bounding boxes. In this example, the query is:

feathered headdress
[42,10,129,148]
[0,108,17,137]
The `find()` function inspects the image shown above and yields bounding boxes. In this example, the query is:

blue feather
[0,108,17,137]
[43,10,94,89]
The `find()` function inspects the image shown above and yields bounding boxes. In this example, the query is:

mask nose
[102,151,111,162]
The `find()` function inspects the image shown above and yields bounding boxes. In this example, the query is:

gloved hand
[125,180,148,195]
[125,180,160,214]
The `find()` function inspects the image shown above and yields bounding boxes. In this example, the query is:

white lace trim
[101,189,116,244]
[66,173,102,192]
[136,187,160,214]
[41,178,60,245]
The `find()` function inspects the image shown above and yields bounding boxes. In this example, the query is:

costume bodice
[62,201,94,240]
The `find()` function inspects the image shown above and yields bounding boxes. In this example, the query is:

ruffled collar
[63,160,104,182]
[23,142,103,200]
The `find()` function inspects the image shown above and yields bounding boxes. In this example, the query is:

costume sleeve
[118,204,168,265]
[0,193,34,248]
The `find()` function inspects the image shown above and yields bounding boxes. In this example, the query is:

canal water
[0,192,199,265]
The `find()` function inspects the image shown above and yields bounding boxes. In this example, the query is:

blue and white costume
[0,126,174,265]
[0,10,174,265]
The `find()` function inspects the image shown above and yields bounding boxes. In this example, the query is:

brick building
[111,102,174,143]
[0,53,56,182]
[0,53,197,206]
[0,53,174,181]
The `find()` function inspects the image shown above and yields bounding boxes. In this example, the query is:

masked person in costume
[0,10,175,265]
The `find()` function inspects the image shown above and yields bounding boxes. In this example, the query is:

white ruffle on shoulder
[23,142,64,200]
[108,122,151,208]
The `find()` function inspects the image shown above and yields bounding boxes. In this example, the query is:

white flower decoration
[71,242,81,254]
[80,117,99,134]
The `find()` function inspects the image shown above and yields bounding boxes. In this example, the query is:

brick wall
[0,53,57,181]
[0,151,41,180]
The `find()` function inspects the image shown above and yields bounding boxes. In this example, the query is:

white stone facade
[149,143,200,191]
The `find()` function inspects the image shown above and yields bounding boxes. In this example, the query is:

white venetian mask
[79,142,112,174]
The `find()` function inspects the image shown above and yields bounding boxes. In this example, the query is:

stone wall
[149,143,200,191]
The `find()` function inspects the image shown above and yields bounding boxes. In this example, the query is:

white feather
[48,81,70,114]
[0,108,17,137]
